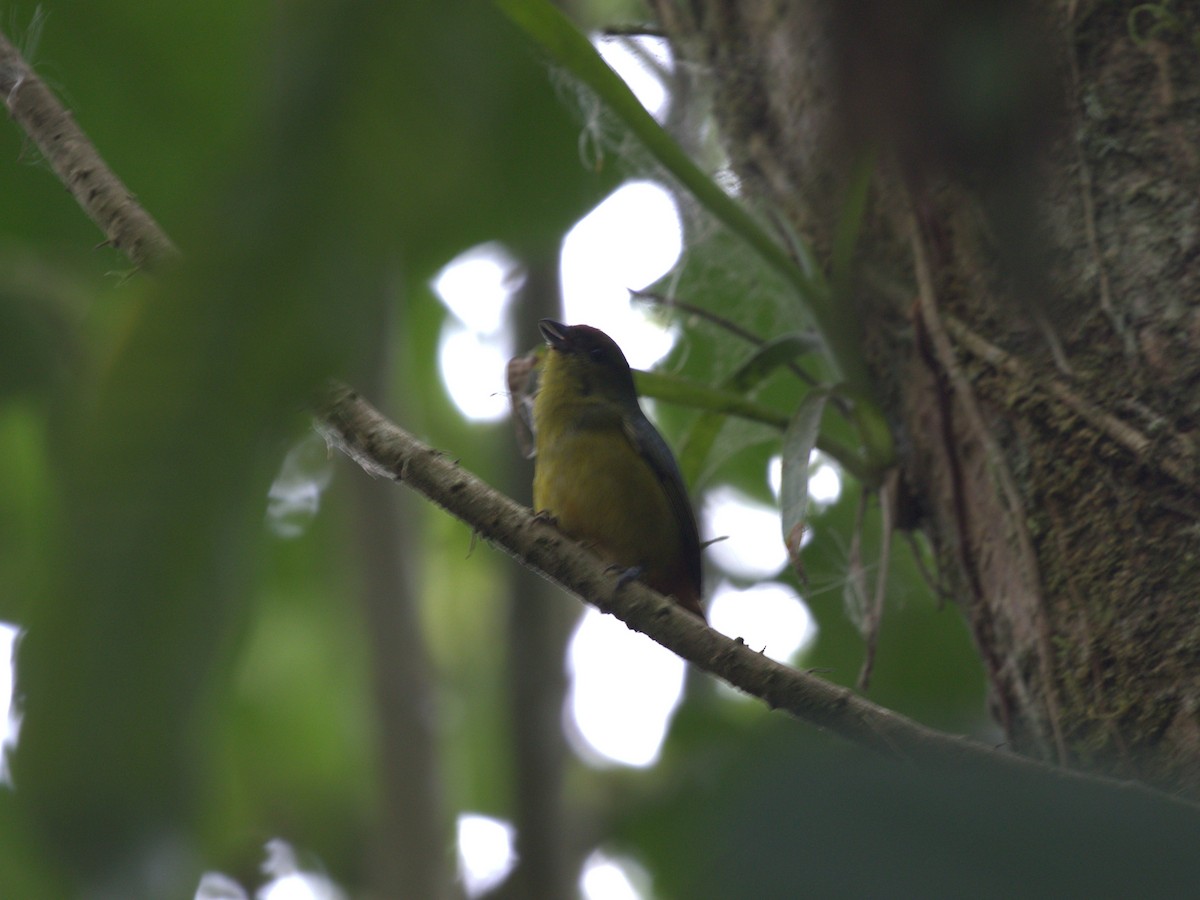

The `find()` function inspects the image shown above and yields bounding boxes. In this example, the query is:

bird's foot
[606,564,644,592]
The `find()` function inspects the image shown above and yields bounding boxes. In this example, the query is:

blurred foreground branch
[317,383,1198,811]
[0,26,179,270]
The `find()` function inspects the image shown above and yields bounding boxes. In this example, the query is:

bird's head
[538,319,639,407]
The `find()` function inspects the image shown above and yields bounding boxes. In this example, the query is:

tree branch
[316,382,1200,811]
[0,28,179,271]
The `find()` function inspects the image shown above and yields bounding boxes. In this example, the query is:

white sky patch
[560,180,681,371]
[433,243,522,423]
[708,580,816,666]
[595,35,673,122]
[702,486,787,580]
[0,622,19,787]
[438,325,514,423]
[768,451,844,508]
[767,453,783,498]
[580,850,650,900]
[567,607,686,768]
[457,813,517,898]
[258,838,345,900]
[257,872,343,900]
[433,242,522,334]
[809,454,843,505]
[196,838,346,900]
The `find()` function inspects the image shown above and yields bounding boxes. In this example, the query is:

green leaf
[780,390,830,572]
[679,334,820,484]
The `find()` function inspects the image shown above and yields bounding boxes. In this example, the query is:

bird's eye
[589,347,606,363]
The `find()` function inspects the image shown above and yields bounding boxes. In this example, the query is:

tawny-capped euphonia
[531,319,704,619]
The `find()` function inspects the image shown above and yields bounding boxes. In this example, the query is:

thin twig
[634,288,776,348]
[632,288,821,386]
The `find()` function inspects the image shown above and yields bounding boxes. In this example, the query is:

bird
[531,318,704,619]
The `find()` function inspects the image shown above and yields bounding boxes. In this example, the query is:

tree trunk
[650,0,1200,795]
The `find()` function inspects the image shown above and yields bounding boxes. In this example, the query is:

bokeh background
[1,2,1194,898]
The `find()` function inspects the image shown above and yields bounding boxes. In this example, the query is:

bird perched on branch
[529,319,704,619]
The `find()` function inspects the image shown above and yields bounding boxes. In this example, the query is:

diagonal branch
[316,382,1199,813]
[0,28,179,271]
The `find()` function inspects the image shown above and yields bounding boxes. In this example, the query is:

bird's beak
[539,318,571,352]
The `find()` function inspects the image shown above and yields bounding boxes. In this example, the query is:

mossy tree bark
[650,0,1200,795]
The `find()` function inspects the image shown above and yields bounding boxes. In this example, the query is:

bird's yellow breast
[533,404,685,579]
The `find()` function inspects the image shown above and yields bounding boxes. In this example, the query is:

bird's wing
[623,411,703,593]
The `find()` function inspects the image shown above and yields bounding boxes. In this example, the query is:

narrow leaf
[780,390,829,580]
